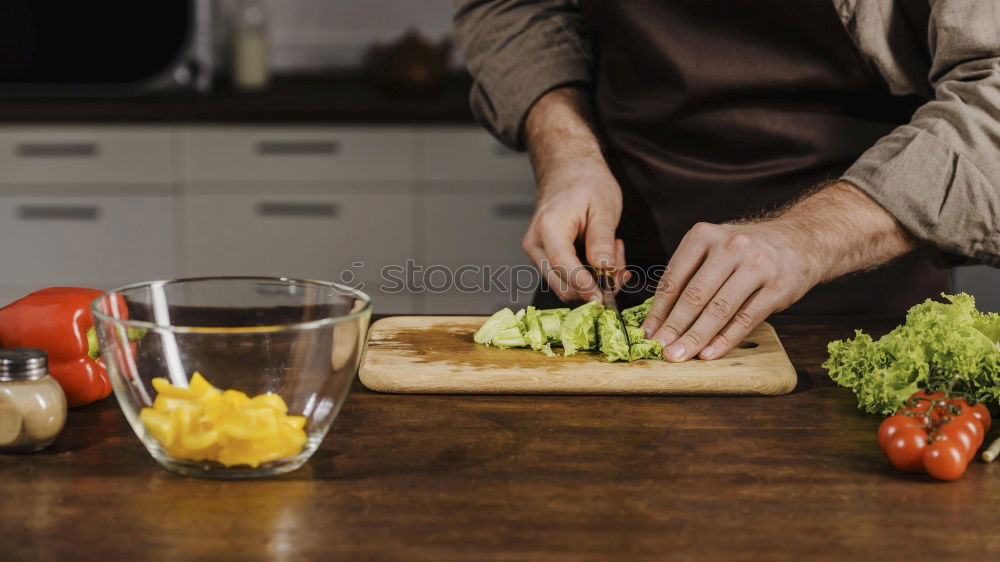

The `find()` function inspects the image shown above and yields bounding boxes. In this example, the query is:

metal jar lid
[0,349,49,381]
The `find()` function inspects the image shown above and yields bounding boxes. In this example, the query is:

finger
[540,223,601,301]
[584,207,618,269]
[524,236,581,302]
[613,239,629,293]
[699,289,778,360]
[641,229,715,339]
[655,252,739,359]
[663,269,763,362]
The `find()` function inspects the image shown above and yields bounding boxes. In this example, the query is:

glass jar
[232,0,270,90]
[0,349,67,452]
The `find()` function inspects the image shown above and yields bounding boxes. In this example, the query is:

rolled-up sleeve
[453,0,592,149]
[841,0,1000,266]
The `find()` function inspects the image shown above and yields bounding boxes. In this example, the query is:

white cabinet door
[180,127,416,183]
[417,127,534,184]
[0,194,175,290]
[421,192,535,270]
[0,128,174,184]
[180,189,415,285]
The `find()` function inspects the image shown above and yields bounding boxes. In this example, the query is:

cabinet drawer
[421,193,535,271]
[417,128,534,183]
[0,195,175,287]
[0,128,174,184]
[181,128,415,182]
[180,191,415,283]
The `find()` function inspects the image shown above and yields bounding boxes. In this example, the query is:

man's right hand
[522,88,628,302]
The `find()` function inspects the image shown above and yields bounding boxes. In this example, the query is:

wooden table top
[3,316,998,561]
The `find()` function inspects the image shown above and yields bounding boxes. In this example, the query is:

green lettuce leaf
[523,306,547,352]
[474,308,517,345]
[621,297,655,328]
[627,325,663,360]
[824,293,1000,414]
[597,309,630,362]
[539,308,570,342]
[561,301,603,356]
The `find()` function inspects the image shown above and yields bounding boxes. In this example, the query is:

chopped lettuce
[539,308,570,342]
[561,301,604,356]
[597,309,630,362]
[627,325,663,360]
[474,297,669,361]
[619,297,663,359]
[523,306,547,352]
[473,308,517,345]
[824,293,1000,415]
[621,297,654,328]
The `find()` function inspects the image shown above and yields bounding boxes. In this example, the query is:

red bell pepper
[0,287,113,407]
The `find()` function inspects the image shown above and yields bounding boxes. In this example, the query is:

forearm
[524,88,608,189]
[772,181,917,284]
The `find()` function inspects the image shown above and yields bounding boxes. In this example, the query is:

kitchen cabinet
[0,191,175,305]
[0,125,537,313]
[0,128,173,184]
[180,127,416,183]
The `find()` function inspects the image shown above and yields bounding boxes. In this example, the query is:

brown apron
[535,0,949,315]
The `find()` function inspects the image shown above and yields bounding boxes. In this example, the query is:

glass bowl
[91,277,371,479]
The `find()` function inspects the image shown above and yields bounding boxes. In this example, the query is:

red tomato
[885,426,928,473]
[971,403,992,433]
[934,424,976,462]
[878,415,923,452]
[923,440,968,481]
[949,414,985,448]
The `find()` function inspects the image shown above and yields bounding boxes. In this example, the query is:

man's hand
[641,182,917,362]
[522,88,628,302]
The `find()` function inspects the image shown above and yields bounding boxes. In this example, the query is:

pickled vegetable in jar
[0,349,67,452]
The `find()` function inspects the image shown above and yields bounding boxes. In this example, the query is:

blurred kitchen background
[0,0,996,314]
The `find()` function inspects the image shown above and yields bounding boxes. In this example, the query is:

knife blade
[596,268,631,347]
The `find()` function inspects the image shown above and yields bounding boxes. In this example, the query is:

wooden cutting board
[359,316,797,395]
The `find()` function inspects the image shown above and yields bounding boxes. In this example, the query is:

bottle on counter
[0,349,67,452]
[232,0,271,91]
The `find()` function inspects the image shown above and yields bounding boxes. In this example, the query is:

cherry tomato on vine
[949,413,985,448]
[878,415,923,452]
[934,424,976,462]
[923,439,968,481]
[971,403,992,433]
[885,426,928,473]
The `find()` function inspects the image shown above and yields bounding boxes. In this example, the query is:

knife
[596,268,631,346]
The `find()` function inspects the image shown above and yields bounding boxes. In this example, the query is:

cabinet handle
[256,202,341,218]
[18,205,101,221]
[16,142,99,158]
[493,202,534,218]
[255,140,340,156]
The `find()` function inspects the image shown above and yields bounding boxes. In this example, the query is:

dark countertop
[2,316,998,561]
[0,73,476,124]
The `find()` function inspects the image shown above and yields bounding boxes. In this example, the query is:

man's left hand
[640,181,917,361]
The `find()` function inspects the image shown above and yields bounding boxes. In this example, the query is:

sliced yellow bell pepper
[139,373,308,468]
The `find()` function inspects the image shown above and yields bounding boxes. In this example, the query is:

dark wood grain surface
[2,316,998,561]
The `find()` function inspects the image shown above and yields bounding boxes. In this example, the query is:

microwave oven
[0,0,214,95]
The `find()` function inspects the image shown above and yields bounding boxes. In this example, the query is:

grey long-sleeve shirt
[454,0,1000,267]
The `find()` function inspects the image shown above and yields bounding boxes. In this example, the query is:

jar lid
[0,349,48,381]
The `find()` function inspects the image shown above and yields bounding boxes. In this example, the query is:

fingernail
[643,327,653,338]
[665,343,685,361]
[595,254,613,268]
[588,294,602,303]
[701,345,716,360]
